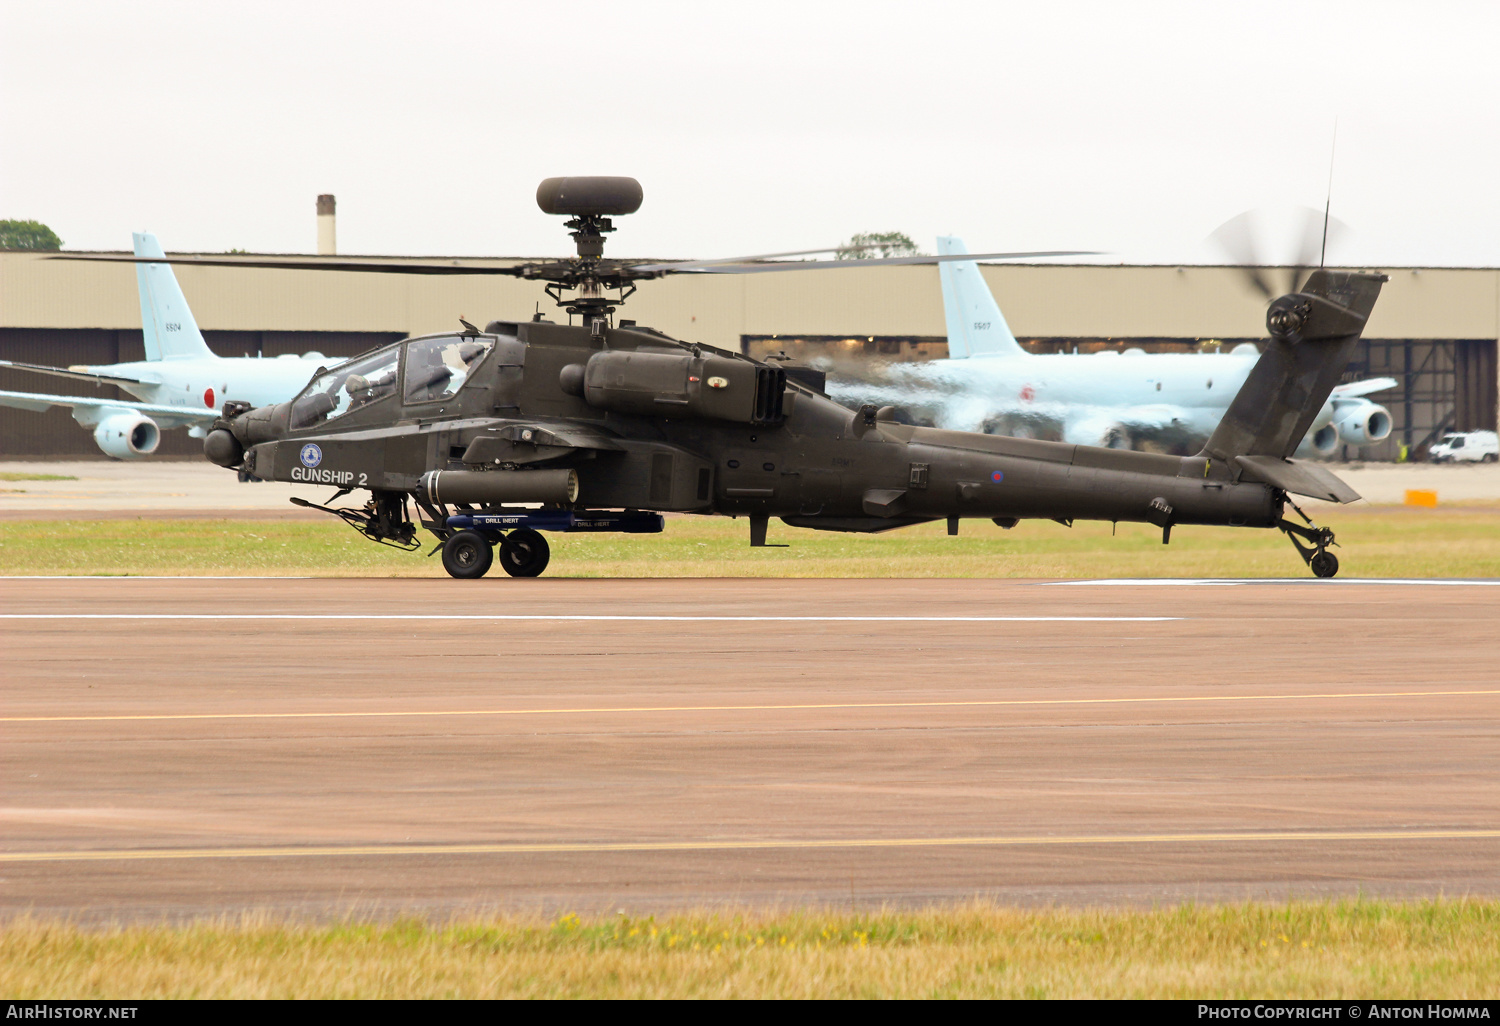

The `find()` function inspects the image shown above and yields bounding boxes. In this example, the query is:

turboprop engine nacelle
[1334,400,1393,446]
[93,412,161,459]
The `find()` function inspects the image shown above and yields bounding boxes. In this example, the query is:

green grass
[0,472,77,482]
[0,506,1497,577]
[2,900,1496,998]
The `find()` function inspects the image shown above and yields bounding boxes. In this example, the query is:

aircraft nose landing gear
[1277,495,1340,578]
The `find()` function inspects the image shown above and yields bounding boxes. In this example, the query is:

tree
[836,231,919,260]
[0,220,63,251]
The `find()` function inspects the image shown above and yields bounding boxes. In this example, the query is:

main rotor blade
[631,246,858,272]
[673,250,1098,274]
[632,239,969,273]
[48,254,529,276]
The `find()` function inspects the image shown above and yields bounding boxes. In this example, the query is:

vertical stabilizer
[1202,270,1387,462]
[937,236,1026,359]
[133,233,214,362]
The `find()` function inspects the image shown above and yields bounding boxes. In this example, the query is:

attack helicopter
[60,177,1385,579]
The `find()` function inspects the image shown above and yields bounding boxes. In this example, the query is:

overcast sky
[2,0,1496,266]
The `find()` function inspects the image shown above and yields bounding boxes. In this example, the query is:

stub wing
[0,389,217,428]
[1234,455,1361,504]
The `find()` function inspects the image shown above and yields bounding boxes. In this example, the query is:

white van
[1429,430,1499,463]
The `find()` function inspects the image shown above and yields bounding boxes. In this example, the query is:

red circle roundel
[203,388,215,409]
[991,470,1005,483]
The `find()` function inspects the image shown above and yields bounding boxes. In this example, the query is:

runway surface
[3,576,1498,920]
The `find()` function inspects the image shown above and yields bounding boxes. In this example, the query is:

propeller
[1209,207,1347,300]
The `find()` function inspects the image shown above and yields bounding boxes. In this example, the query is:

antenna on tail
[1320,118,1339,268]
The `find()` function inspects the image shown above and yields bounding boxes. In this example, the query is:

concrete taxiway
[2,577,1497,919]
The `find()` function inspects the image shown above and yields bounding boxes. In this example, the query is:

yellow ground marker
[1406,489,1439,507]
[4,688,1497,725]
[4,829,1498,864]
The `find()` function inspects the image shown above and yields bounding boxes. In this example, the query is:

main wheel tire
[442,529,494,579]
[499,528,551,578]
[1310,550,1339,579]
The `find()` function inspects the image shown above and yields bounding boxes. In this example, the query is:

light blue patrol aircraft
[0,233,331,459]
[827,237,1396,456]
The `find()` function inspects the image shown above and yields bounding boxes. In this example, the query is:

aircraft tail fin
[133,232,215,362]
[1202,269,1387,465]
[937,236,1026,359]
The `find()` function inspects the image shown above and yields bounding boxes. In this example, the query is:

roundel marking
[203,387,215,409]
[991,470,1005,483]
[300,443,323,468]
[1019,385,1035,402]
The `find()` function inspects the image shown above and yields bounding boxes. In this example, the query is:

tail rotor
[1210,207,1347,301]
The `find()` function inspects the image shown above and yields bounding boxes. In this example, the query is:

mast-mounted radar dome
[536,177,643,217]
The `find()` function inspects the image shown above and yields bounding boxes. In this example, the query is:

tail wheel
[441,529,494,579]
[499,528,551,578]
[1310,551,1339,579]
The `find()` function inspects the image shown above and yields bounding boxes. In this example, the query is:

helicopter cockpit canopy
[291,345,401,428]
[289,335,495,429]
[402,336,492,404]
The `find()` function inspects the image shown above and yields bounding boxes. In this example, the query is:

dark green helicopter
[98,178,1389,579]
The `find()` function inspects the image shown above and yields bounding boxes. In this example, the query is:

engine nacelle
[570,351,785,425]
[1334,401,1393,446]
[93,413,161,459]
[1309,424,1339,456]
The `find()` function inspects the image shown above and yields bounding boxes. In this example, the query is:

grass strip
[2,900,1496,999]
[1,506,1498,577]
[0,473,77,482]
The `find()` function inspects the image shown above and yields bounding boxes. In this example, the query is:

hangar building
[2,250,1495,460]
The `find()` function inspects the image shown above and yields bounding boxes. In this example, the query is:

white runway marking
[0,613,1178,623]
[1048,578,1500,587]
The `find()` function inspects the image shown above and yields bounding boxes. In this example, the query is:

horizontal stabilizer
[1332,376,1398,399]
[1235,455,1360,504]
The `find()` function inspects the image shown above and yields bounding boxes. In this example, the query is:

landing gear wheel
[441,529,494,579]
[1310,550,1339,579]
[499,528,551,578]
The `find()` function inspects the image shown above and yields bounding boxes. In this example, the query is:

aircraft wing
[0,389,217,428]
[1332,377,1398,398]
[0,359,148,388]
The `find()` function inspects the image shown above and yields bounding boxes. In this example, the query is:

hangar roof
[3,251,1497,346]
